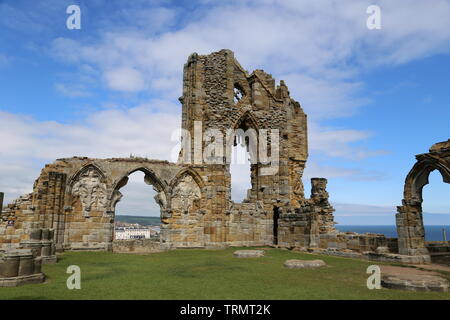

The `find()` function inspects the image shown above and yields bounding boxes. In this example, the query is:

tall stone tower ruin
[179,49,309,208]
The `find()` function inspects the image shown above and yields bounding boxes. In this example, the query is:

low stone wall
[112,239,167,253]
[318,232,397,253]
[426,241,450,254]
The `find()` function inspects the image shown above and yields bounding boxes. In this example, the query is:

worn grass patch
[0,248,449,300]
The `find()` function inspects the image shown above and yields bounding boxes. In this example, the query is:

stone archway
[48,158,182,251]
[396,139,450,257]
[110,167,170,245]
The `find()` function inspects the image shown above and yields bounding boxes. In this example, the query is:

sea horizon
[336,225,450,241]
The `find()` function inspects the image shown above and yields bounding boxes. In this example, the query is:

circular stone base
[381,274,448,292]
[233,250,265,258]
[284,259,326,269]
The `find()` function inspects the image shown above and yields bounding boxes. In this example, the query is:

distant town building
[114,226,160,240]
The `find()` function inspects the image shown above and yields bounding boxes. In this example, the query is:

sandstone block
[381,274,448,292]
[233,250,265,258]
[283,259,326,269]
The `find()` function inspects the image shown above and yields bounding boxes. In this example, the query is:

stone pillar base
[0,273,45,287]
[42,255,57,264]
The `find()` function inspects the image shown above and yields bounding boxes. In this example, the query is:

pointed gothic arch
[169,167,205,191]
[110,167,169,213]
[232,110,260,132]
[396,140,450,258]
[69,163,106,187]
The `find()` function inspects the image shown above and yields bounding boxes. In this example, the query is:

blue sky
[0,0,449,225]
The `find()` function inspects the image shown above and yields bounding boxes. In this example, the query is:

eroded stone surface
[366,252,431,264]
[0,273,45,287]
[233,250,265,258]
[0,249,45,287]
[382,274,448,292]
[283,259,326,269]
[380,265,449,292]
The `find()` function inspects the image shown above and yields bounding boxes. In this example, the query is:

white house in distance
[114,227,160,240]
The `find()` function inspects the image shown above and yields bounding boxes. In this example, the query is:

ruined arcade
[0,50,339,253]
[1,50,443,284]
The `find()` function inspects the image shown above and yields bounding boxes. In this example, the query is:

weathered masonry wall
[0,156,335,251]
[0,49,400,257]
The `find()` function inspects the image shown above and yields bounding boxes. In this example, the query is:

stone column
[0,249,46,287]
[0,252,20,277]
[310,178,336,235]
[20,228,57,264]
[396,201,429,256]
[18,251,34,276]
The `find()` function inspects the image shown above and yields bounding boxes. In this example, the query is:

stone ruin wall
[0,50,399,260]
[396,139,450,260]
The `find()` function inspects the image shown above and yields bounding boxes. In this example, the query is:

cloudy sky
[0,0,449,225]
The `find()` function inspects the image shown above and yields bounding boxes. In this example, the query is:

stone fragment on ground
[381,274,448,292]
[283,259,326,269]
[233,250,265,258]
[380,265,449,292]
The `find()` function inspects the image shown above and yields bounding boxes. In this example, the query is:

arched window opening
[422,170,450,265]
[230,135,252,203]
[114,171,161,241]
[234,84,245,104]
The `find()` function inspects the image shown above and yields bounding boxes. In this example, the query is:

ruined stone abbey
[1,50,448,286]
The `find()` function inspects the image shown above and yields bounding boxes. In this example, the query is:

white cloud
[115,171,160,216]
[104,67,146,92]
[308,122,389,160]
[54,83,91,97]
[303,162,386,182]
[48,0,450,121]
[332,202,395,217]
[0,105,180,204]
[280,73,369,120]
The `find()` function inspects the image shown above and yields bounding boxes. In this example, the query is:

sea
[335,225,450,241]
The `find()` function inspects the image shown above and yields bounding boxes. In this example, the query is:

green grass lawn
[1,248,449,300]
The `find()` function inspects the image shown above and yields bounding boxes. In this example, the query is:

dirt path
[380,265,440,277]
[412,263,450,273]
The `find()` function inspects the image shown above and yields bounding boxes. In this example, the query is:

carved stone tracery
[171,175,201,214]
[72,167,107,217]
